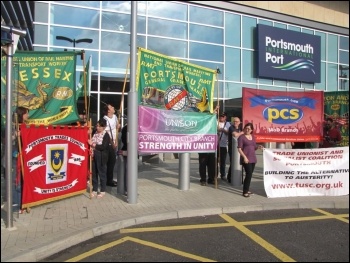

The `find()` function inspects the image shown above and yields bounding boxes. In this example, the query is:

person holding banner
[217,112,231,181]
[237,122,263,198]
[227,117,243,183]
[88,118,110,198]
[320,118,342,148]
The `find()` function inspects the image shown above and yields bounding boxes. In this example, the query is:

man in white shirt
[103,104,119,187]
[217,112,231,180]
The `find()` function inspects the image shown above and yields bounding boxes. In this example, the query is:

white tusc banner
[263,147,349,198]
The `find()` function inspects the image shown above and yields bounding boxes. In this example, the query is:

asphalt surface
[1,153,349,262]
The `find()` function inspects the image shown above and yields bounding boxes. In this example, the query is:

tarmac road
[42,208,349,262]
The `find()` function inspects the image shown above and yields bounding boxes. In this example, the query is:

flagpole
[89,118,93,199]
[215,67,220,189]
[118,57,130,130]
[82,51,87,118]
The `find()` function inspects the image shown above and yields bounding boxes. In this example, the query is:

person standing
[227,117,243,183]
[88,119,110,198]
[198,152,216,185]
[237,122,263,197]
[12,107,29,214]
[217,112,231,180]
[121,123,128,195]
[103,104,118,187]
[320,118,342,148]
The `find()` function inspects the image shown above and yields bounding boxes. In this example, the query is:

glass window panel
[137,16,146,34]
[34,46,47,51]
[34,25,48,45]
[258,20,273,26]
[242,50,256,83]
[288,25,301,32]
[315,62,326,90]
[189,5,223,26]
[55,1,100,8]
[101,11,130,32]
[259,78,273,86]
[302,28,313,35]
[148,37,187,58]
[148,1,187,21]
[137,35,146,49]
[189,24,223,44]
[100,52,129,76]
[274,23,287,29]
[225,82,243,99]
[101,32,130,51]
[50,5,100,29]
[315,31,326,61]
[189,42,223,61]
[288,81,301,88]
[327,34,338,63]
[102,1,131,13]
[274,80,287,87]
[339,36,349,50]
[76,51,99,71]
[225,13,241,47]
[189,60,222,74]
[35,2,48,23]
[302,82,314,90]
[326,63,338,91]
[53,27,98,50]
[259,86,283,92]
[339,51,349,65]
[149,18,187,39]
[225,47,240,81]
[339,79,349,91]
[242,16,256,49]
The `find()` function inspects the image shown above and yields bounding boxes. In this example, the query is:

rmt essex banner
[263,147,349,198]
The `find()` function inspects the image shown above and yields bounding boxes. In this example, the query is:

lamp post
[56,35,93,47]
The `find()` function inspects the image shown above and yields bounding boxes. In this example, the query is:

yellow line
[65,237,128,262]
[242,214,349,226]
[125,236,216,262]
[220,214,296,262]
[312,208,349,223]
[65,236,216,262]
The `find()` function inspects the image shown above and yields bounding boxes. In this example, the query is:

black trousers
[198,152,215,183]
[106,145,116,184]
[218,146,227,177]
[242,162,255,194]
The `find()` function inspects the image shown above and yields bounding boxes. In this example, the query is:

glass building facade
[32,1,349,122]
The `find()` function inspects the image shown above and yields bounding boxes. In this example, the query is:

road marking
[220,214,296,262]
[65,236,216,262]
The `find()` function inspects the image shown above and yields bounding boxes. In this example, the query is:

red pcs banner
[243,87,324,143]
[20,124,89,208]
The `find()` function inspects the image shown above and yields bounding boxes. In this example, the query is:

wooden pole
[215,67,220,189]
[82,52,87,120]
[117,57,130,138]
[89,119,93,199]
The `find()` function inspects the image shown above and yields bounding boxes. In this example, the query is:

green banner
[136,48,216,113]
[1,51,79,125]
[324,91,349,147]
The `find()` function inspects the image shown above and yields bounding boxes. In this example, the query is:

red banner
[20,124,89,208]
[243,87,324,143]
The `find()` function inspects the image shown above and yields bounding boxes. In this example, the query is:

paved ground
[1,153,348,262]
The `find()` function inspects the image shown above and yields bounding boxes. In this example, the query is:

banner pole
[89,119,93,199]
[118,57,130,126]
[82,51,87,119]
[215,67,220,189]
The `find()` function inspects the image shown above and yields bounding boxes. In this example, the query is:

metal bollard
[116,150,124,194]
[231,137,242,186]
[178,153,190,191]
